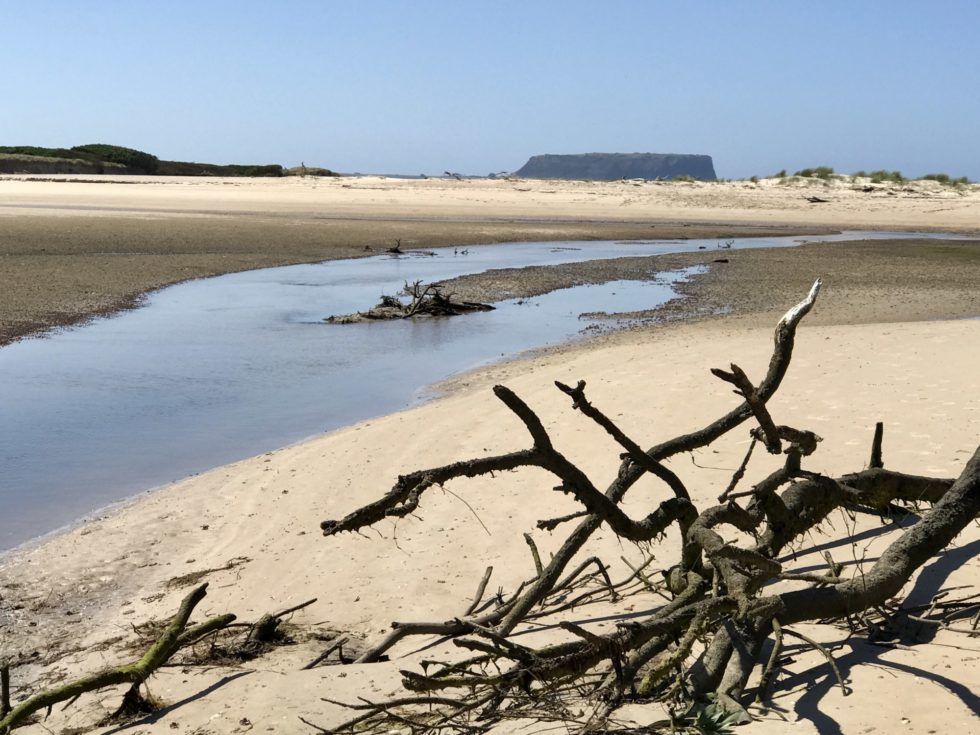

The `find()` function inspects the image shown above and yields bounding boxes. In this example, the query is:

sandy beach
[2,173,978,344]
[1,176,979,734]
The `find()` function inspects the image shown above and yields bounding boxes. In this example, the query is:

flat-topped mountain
[515,152,716,181]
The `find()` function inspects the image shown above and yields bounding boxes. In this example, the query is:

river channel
[0,232,925,551]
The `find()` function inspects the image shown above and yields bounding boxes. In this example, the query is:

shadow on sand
[759,537,980,734]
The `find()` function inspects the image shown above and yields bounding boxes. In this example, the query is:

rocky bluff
[515,152,716,181]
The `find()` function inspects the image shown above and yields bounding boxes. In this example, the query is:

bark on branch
[0,584,233,733]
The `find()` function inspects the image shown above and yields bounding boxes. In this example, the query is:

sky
[2,1,978,179]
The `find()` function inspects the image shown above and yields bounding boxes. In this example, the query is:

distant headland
[515,152,717,181]
[0,144,338,177]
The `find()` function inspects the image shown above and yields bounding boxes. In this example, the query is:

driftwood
[0,584,233,732]
[0,589,321,732]
[313,279,980,733]
[0,666,9,720]
[247,598,318,644]
[325,280,494,324]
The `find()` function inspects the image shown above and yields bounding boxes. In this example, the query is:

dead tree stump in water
[325,280,494,324]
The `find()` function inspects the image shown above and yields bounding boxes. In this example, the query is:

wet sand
[0,214,815,345]
[3,173,978,345]
[440,237,980,327]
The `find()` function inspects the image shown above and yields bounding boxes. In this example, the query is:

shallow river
[0,232,923,551]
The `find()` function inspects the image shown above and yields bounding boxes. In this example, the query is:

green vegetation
[921,172,971,185]
[867,169,905,183]
[0,144,158,173]
[284,165,340,177]
[793,165,835,179]
[0,145,80,159]
[0,143,329,178]
[71,144,159,173]
[155,160,283,177]
[845,170,970,185]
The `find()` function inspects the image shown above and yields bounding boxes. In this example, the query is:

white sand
[2,174,979,233]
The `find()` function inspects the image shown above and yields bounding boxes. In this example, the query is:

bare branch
[870,421,884,469]
[0,585,219,732]
[710,364,782,454]
[555,379,690,499]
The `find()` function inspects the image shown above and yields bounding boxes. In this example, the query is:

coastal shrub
[672,174,696,182]
[285,165,339,177]
[155,160,284,177]
[0,145,81,160]
[0,152,128,175]
[71,144,160,173]
[0,144,159,173]
[0,143,288,177]
[920,173,971,186]
[869,169,905,183]
[794,166,835,179]
[773,169,787,178]
[222,164,284,177]
[852,170,867,178]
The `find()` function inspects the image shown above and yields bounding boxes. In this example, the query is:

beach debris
[0,588,327,731]
[247,598,317,645]
[805,195,830,203]
[302,635,352,670]
[0,584,236,731]
[325,280,494,324]
[314,279,980,733]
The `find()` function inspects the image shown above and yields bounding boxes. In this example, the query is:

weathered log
[0,584,232,732]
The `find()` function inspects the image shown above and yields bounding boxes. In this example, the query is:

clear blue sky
[3,1,978,178]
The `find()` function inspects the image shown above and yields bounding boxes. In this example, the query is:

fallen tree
[315,279,980,732]
[326,280,494,324]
